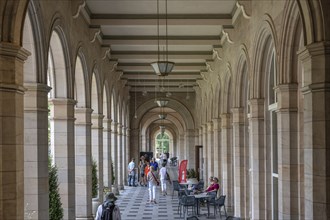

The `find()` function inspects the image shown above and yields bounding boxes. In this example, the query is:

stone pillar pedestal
[248,99,266,220]
[111,121,119,195]
[232,107,246,217]
[0,43,29,220]
[202,124,208,181]
[24,83,51,220]
[207,122,214,177]
[117,123,124,189]
[49,98,76,220]
[75,107,93,220]
[184,129,195,168]
[220,113,233,212]
[212,118,222,181]
[299,42,330,220]
[91,113,104,202]
[275,84,299,219]
[102,119,112,191]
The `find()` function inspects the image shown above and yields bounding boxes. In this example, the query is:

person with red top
[205,177,220,193]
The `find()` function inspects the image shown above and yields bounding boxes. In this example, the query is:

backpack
[101,201,115,220]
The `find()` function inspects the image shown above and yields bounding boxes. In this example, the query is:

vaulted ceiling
[84,0,238,93]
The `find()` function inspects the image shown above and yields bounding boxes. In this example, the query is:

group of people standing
[127,155,171,204]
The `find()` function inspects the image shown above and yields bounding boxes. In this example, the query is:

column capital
[298,41,330,62]
[220,113,231,128]
[24,82,52,93]
[207,121,213,131]
[49,98,77,106]
[248,98,264,119]
[212,118,222,130]
[275,83,299,110]
[231,107,244,124]
[0,42,30,61]
[111,121,118,133]
[75,107,93,125]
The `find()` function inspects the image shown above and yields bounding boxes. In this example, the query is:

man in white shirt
[127,158,137,186]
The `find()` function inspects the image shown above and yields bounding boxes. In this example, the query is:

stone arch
[131,98,195,130]
[214,76,222,118]
[252,15,278,99]
[221,63,232,113]
[91,63,103,114]
[297,0,330,44]
[103,80,111,119]
[234,44,250,108]
[0,0,29,45]
[74,47,89,107]
[23,1,47,84]
[111,87,117,122]
[279,0,304,84]
[48,26,72,98]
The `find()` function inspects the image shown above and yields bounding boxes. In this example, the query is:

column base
[119,184,124,190]
[76,217,94,220]
[112,186,120,195]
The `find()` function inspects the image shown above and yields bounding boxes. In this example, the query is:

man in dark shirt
[149,157,159,172]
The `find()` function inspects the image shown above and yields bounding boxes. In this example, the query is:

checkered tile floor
[116,184,227,220]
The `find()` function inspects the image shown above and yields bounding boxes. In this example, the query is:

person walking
[159,163,168,196]
[127,158,137,187]
[147,166,159,204]
[95,192,121,220]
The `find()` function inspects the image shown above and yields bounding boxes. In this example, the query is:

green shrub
[49,158,63,220]
[92,159,98,198]
[111,162,115,185]
[186,168,197,179]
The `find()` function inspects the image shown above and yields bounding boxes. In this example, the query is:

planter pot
[92,198,100,217]
[187,178,199,185]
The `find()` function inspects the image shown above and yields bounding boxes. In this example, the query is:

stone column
[49,98,76,220]
[125,128,131,171]
[24,83,51,220]
[75,107,93,220]
[299,42,330,220]
[207,122,214,177]
[202,124,208,181]
[130,129,140,161]
[102,119,112,190]
[179,133,185,161]
[184,129,195,168]
[248,99,266,220]
[91,113,104,201]
[275,84,299,219]
[121,126,127,186]
[220,113,233,212]
[111,121,119,194]
[212,118,222,181]
[232,108,246,217]
[0,43,29,220]
[117,124,124,189]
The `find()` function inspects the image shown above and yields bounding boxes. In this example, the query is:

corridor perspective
[0,0,330,219]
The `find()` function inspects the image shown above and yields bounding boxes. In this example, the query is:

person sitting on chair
[205,177,219,193]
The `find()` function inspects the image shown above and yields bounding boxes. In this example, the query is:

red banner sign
[178,160,188,183]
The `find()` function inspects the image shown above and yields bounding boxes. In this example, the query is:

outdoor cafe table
[193,193,211,217]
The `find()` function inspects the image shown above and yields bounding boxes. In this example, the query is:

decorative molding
[236,1,251,19]
[111,62,118,72]
[212,48,223,61]
[73,0,86,19]
[90,29,101,43]
[205,62,214,72]
[102,47,111,60]
[221,30,234,44]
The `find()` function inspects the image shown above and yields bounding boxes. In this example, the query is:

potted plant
[186,168,199,185]
[91,158,100,217]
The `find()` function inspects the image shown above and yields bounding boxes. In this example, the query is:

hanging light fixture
[155,98,169,107]
[151,0,175,76]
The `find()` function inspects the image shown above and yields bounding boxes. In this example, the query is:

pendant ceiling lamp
[151,0,175,76]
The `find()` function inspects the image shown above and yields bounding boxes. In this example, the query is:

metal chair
[172,180,181,199]
[215,195,227,218]
[206,191,218,217]
[181,195,197,219]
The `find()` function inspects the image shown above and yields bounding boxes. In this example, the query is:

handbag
[151,172,159,186]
